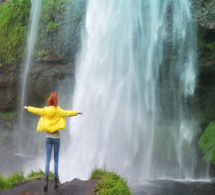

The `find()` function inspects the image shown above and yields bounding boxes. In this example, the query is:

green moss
[46,21,57,33]
[0,0,30,66]
[0,0,69,63]
[205,42,215,50]
[38,50,47,58]
[90,168,131,195]
[0,112,17,119]
[41,0,68,23]
[199,121,215,164]
[33,0,69,58]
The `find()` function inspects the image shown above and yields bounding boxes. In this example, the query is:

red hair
[47,91,58,107]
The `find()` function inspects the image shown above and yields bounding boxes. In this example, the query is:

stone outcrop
[0,64,19,111]
[191,0,215,120]
[192,0,215,29]
[23,59,76,106]
[2,178,100,195]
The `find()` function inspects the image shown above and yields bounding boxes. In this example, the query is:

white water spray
[20,0,41,110]
[16,0,42,154]
[61,0,197,182]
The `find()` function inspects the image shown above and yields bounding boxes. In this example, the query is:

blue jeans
[45,138,60,178]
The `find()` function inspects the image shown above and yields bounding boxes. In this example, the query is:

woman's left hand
[78,112,82,115]
[24,106,28,110]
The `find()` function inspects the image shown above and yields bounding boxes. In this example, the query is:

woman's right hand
[24,106,28,110]
[78,111,82,115]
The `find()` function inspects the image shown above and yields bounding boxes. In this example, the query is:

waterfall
[60,0,198,182]
[16,0,42,155]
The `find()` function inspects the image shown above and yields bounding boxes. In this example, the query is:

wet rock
[192,0,215,29]
[0,64,19,111]
[22,60,75,106]
[1,178,100,195]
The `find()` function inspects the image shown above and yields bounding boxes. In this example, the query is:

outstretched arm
[58,108,82,117]
[24,106,46,116]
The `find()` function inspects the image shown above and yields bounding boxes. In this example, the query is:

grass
[25,169,55,182]
[0,172,24,190]
[90,168,131,195]
[0,168,132,194]
[0,169,54,190]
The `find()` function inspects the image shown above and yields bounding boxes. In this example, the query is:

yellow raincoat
[27,106,77,133]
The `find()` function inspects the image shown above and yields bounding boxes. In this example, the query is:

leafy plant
[199,121,215,164]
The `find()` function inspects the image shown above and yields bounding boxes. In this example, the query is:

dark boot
[54,177,59,189]
[44,177,48,191]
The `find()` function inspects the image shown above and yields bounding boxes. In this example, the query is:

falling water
[20,0,41,110]
[16,0,42,155]
[61,0,197,182]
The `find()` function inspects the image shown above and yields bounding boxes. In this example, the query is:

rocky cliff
[0,0,86,111]
[0,0,214,115]
[192,0,215,120]
[2,178,100,195]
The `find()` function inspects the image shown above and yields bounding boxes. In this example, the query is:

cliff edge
[1,178,100,195]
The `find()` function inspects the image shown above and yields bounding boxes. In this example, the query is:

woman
[24,91,82,191]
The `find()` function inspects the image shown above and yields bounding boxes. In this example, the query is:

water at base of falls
[131,179,215,195]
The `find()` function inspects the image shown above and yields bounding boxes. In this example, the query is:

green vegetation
[35,0,69,57]
[0,170,55,190]
[0,0,30,66]
[25,169,55,182]
[153,122,201,164]
[0,112,16,119]
[46,21,57,34]
[199,121,215,165]
[0,168,131,194]
[205,42,215,50]
[38,49,47,58]
[90,168,131,195]
[0,172,24,190]
[0,0,84,62]
[0,0,69,64]
[41,0,68,24]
